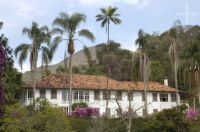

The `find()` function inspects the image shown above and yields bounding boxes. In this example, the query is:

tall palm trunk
[127,92,132,132]
[140,54,149,116]
[32,51,37,108]
[106,20,110,117]
[144,80,148,116]
[69,54,73,113]
[174,61,179,105]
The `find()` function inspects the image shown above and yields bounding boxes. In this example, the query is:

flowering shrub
[70,107,100,117]
[186,108,199,119]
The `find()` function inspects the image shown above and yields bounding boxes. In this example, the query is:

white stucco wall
[22,89,179,117]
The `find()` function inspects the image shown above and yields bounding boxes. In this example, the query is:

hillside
[22,46,97,84]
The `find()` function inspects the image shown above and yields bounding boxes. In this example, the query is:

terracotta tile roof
[30,74,175,92]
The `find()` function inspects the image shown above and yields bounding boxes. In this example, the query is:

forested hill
[23,25,200,92]
[140,25,200,91]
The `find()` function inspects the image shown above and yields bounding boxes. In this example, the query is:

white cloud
[77,0,150,8]
[14,1,37,20]
[14,62,30,73]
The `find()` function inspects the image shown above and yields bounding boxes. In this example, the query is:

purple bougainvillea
[0,41,6,117]
[69,107,100,117]
[186,108,198,119]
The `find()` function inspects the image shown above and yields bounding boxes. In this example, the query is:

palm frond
[51,28,64,35]
[14,44,31,69]
[14,44,31,58]
[53,16,69,32]
[78,29,95,43]
[110,17,121,24]
[96,6,121,28]
[69,13,86,33]
[41,46,51,67]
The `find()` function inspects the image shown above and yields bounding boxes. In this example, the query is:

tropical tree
[135,29,150,116]
[14,22,51,107]
[139,53,150,116]
[52,12,95,112]
[96,6,121,116]
[168,25,180,105]
[96,6,121,46]
[135,29,147,52]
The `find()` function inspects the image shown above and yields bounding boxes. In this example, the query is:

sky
[0,0,199,72]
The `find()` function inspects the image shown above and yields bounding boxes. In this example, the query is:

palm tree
[135,29,150,116]
[14,22,51,106]
[168,27,180,105]
[135,29,147,51]
[52,12,95,112]
[139,53,150,116]
[96,6,121,46]
[96,6,121,116]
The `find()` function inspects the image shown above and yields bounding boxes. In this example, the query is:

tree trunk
[69,54,73,113]
[144,80,148,116]
[174,61,179,105]
[128,91,132,132]
[31,51,37,109]
[105,20,110,117]
[106,66,109,117]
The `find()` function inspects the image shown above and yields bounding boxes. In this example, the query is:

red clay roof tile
[32,74,176,92]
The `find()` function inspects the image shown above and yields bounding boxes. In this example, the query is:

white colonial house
[22,74,179,117]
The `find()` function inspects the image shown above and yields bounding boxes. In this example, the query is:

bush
[69,117,90,132]
[0,100,73,132]
[71,102,88,111]
[141,105,190,132]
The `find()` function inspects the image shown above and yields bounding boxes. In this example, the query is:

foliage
[0,35,6,117]
[41,69,51,78]
[149,61,165,82]
[95,42,133,80]
[56,65,67,74]
[0,100,73,132]
[69,117,91,132]
[71,102,88,111]
[141,105,190,132]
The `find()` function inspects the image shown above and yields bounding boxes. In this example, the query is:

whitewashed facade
[22,88,179,117]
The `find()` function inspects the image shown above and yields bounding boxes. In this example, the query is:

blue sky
[0,0,199,72]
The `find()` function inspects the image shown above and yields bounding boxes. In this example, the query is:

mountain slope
[22,46,97,84]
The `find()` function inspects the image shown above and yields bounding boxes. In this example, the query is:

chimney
[164,77,168,86]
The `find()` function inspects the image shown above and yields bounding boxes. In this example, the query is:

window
[39,89,46,98]
[171,93,176,102]
[73,90,90,101]
[142,93,145,101]
[103,91,110,100]
[94,90,100,100]
[79,91,84,101]
[62,90,68,100]
[160,93,168,102]
[85,91,89,101]
[51,90,57,99]
[116,91,122,100]
[74,91,78,100]
[28,89,33,99]
[127,92,133,101]
[153,93,157,102]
